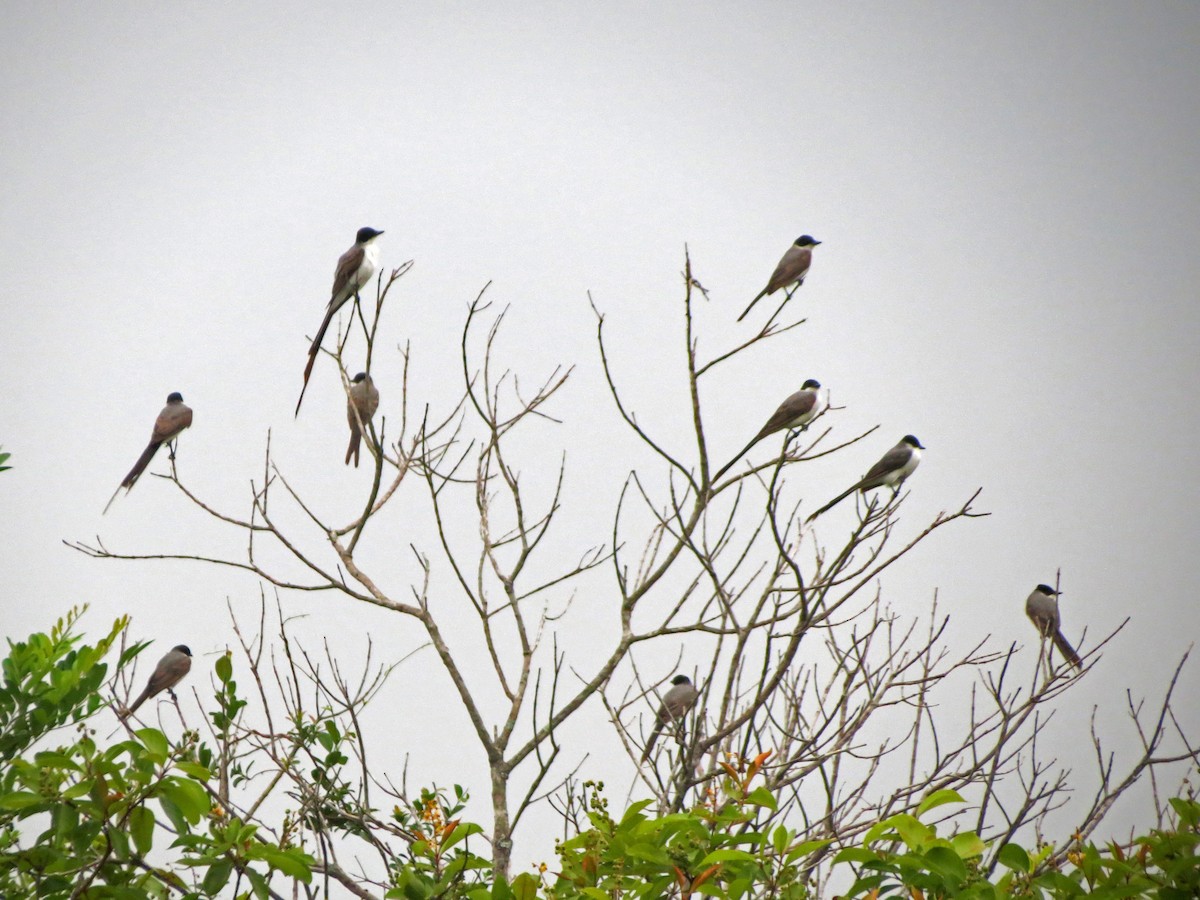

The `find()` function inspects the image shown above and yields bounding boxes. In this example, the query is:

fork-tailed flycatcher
[738,235,821,322]
[121,644,192,718]
[295,227,384,415]
[345,372,380,466]
[1025,584,1082,670]
[640,674,700,763]
[714,379,826,481]
[808,434,923,520]
[104,393,193,514]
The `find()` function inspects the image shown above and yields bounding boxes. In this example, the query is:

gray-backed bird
[714,379,827,481]
[122,645,193,718]
[738,235,821,322]
[345,372,380,467]
[104,393,193,514]
[1025,584,1082,670]
[640,675,700,763]
[296,227,384,415]
[808,434,924,520]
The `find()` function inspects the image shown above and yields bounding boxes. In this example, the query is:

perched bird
[104,393,193,514]
[295,227,385,415]
[808,434,924,521]
[1025,584,1082,670]
[640,675,700,763]
[738,235,821,322]
[345,372,380,467]
[121,645,193,718]
[714,379,827,481]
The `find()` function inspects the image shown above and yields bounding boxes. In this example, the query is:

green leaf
[161,777,210,823]
[253,845,314,881]
[699,848,757,866]
[923,845,968,883]
[833,847,879,864]
[950,831,987,859]
[917,789,966,816]
[996,842,1031,872]
[215,652,233,684]
[442,820,484,851]
[246,867,271,900]
[158,794,188,834]
[618,798,654,826]
[892,814,935,850]
[0,791,46,811]
[129,805,155,856]
[203,858,234,893]
[509,872,539,900]
[33,751,81,771]
[743,786,778,811]
[136,728,169,761]
[174,761,212,781]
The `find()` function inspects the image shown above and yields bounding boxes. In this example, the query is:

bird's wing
[1025,593,1056,630]
[152,404,192,444]
[860,445,912,487]
[330,244,367,301]
[658,683,697,724]
[754,390,816,442]
[146,651,192,696]
[765,246,811,294]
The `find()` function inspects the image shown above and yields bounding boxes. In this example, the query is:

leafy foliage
[1,615,1197,898]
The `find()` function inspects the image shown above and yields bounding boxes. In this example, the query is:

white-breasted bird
[1025,584,1082,670]
[714,379,827,481]
[738,235,821,322]
[808,434,924,520]
[296,227,384,415]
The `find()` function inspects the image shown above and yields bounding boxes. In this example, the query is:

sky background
[3,0,1199,879]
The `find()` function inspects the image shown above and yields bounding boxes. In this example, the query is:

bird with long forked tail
[104,393,192,514]
[713,379,826,482]
[738,235,821,322]
[808,434,923,521]
[295,227,384,415]
[345,372,380,467]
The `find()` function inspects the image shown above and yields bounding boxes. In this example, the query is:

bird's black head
[902,434,924,449]
[1035,584,1059,596]
[670,675,692,686]
[352,372,368,383]
[356,227,384,243]
[802,378,821,389]
[795,235,821,247]
[167,392,184,404]
[172,645,193,656]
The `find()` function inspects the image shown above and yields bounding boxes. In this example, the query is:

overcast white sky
[3,1,1199,876]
